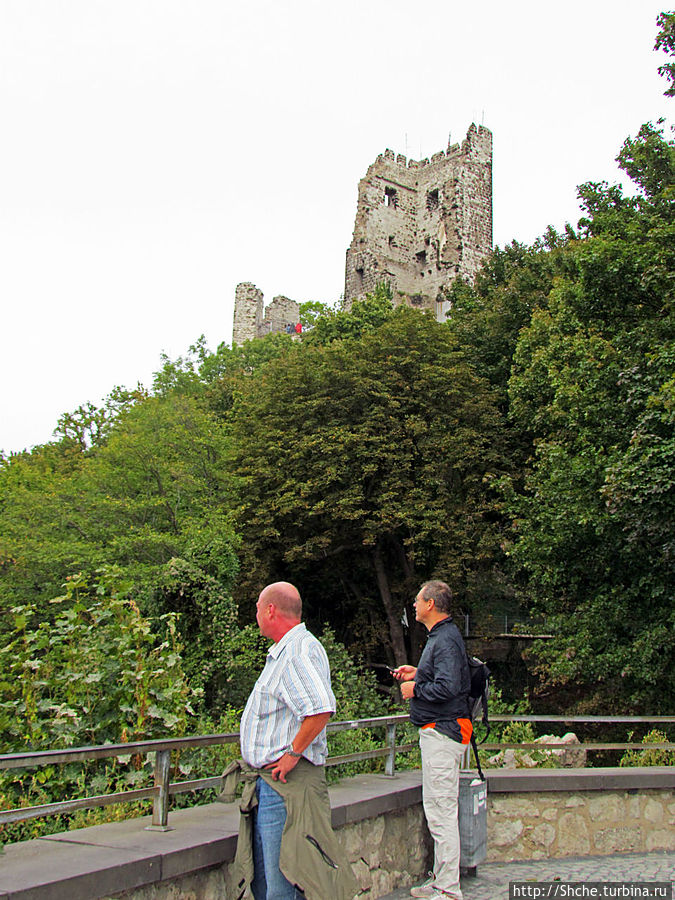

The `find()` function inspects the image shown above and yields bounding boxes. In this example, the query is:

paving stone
[379,851,675,900]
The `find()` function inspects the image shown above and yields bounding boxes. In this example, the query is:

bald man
[239,582,338,900]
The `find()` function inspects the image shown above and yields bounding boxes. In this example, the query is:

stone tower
[232,282,300,345]
[344,124,492,320]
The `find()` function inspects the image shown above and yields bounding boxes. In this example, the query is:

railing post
[146,748,172,831]
[384,723,396,777]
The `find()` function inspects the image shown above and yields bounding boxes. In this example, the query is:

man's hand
[265,711,333,783]
[393,665,417,682]
[400,680,415,700]
[266,752,300,783]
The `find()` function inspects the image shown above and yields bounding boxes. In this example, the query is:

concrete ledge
[0,838,160,900]
[485,766,675,793]
[1,767,672,899]
[329,770,423,827]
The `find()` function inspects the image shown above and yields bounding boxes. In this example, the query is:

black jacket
[409,616,470,742]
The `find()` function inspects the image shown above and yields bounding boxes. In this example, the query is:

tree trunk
[389,536,425,662]
[372,540,408,666]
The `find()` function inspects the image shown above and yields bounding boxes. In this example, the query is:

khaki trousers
[419,727,466,899]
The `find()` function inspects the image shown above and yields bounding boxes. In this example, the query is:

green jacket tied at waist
[218,758,358,900]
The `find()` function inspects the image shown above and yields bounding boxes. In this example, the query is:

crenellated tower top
[344,124,492,320]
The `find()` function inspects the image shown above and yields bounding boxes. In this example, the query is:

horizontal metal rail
[0,786,158,826]
[480,742,675,751]
[1,715,672,830]
[489,715,675,724]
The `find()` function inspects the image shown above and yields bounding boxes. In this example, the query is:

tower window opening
[384,187,398,208]
[427,189,440,211]
[416,250,427,265]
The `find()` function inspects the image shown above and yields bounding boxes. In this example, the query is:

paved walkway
[381,851,675,899]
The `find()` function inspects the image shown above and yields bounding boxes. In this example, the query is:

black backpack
[465,652,490,780]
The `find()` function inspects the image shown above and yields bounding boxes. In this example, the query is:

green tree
[299,300,335,329]
[655,10,675,97]
[504,118,674,711]
[302,282,395,346]
[227,306,508,664]
[0,389,241,697]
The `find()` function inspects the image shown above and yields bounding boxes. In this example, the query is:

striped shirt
[240,623,336,768]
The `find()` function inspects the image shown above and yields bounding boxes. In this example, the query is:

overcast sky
[1,1,671,455]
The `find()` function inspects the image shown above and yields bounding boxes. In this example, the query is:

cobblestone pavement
[381,851,675,899]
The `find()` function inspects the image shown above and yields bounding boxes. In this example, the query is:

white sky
[1,0,671,455]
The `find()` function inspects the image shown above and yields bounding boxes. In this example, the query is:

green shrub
[620,730,675,767]
[0,568,199,844]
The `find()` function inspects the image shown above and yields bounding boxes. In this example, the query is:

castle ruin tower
[344,124,492,320]
[232,282,300,345]
[233,282,264,345]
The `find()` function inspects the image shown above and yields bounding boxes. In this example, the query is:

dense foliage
[445,116,675,711]
[227,305,510,664]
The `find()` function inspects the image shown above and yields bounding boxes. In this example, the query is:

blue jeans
[252,777,304,900]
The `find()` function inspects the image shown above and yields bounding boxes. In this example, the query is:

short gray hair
[419,580,453,614]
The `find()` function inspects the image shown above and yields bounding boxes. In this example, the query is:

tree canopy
[227,305,510,664]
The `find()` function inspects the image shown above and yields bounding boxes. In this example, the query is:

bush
[0,568,199,844]
[620,730,675,767]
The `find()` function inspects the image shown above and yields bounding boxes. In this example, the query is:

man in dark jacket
[394,581,472,900]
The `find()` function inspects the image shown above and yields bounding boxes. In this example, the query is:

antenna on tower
[447,130,452,150]
[405,132,408,157]
[481,109,485,126]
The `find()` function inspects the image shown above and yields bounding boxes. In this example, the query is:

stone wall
[487,788,675,863]
[232,282,263,345]
[232,282,300,345]
[344,124,493,320]
[111,805,431,900]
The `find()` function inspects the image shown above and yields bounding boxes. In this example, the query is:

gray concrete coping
[0,767,672,900]
[484,765,675,793]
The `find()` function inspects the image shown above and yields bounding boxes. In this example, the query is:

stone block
[363,815,386,866]
[588,795,625,822]
[534,733,586,767]
[491,819,523,847]
[497,798,541,817]
[626,795,641,818]
[646,829,675,852]
[643,799,664,824]
[342,822,364,862]
[531,823,556,847]
[557,813,590,855]
[350,857,370,891]
[594,826,641,854]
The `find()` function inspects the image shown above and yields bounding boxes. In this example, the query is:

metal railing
[1,714,673,831]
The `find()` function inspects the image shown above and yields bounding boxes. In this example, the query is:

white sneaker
[409,882,436,898]
[410,885,461,899]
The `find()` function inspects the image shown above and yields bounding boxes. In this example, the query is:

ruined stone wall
[232,282,300,345]
[263,295,299,335]
[232,282,263,345]
[344,124,493,321]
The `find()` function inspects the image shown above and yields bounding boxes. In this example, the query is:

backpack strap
[470,730,485,782]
